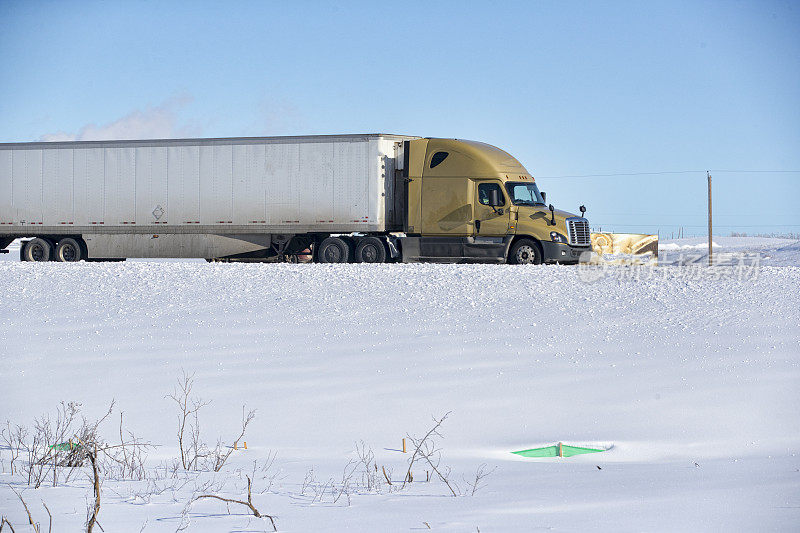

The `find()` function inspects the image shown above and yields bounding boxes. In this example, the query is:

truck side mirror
[488,189,501,207]
[541,191,546,203]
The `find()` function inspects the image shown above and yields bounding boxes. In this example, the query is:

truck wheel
[354,237,387,263]
[316,237,350,263]
[509,239,542,265]
[23,238,53,262]
[55,238,83,262]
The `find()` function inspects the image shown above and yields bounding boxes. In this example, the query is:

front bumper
[541,241,592,264]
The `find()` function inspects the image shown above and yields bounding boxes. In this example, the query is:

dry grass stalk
[1,516,18,532]
[195,475,277,531]
[167,371,209,470]
[212,407,256,472]
[10,487,38,533]
[85,446,101,533]
[402,412,457,496]
[41,502,52,533]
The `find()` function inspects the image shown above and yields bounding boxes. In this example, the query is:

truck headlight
[550,231,568,244]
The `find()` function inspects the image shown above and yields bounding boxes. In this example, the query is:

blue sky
[1,0,798,235]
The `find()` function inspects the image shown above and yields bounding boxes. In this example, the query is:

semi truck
[0,134,591,264]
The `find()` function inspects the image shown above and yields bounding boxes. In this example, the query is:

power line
[537,169,800,178]
[537,170,702,178]
[710,170,800,173]
[589,213,768,217]
[592,224,800,228]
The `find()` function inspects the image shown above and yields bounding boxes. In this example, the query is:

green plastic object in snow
[512,442,604,458]
[49,441,81,451]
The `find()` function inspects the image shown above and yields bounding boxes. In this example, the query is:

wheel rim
[61,244,77,262]
[515,245,537,264]
[361,244,378,262]
[323,244,342,263]
[31,244,45,261]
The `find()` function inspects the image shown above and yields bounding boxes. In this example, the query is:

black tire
[23,238,53,262]
[316,237,350,263]
[354,237,387,263]
[509,239,543,265]
[55,238,83,262]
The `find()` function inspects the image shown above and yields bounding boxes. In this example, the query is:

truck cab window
[430,151,449,168]
[505,182,544,206]
[478,183,505,206]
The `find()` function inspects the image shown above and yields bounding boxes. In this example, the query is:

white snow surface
[1,237,799,531]
[659,236,800,266]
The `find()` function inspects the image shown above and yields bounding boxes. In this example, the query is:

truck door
[473,181,510,236]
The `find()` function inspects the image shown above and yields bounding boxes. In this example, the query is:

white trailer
[0,134,414,261]
[0,134,592,265]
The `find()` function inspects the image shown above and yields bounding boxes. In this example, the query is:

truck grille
[566,218,590,246]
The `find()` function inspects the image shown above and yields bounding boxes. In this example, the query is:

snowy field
[659,236,800,267]
[1,237,799,531]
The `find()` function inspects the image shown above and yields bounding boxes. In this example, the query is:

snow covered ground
[659,236,800,267]
[1,237,798,531]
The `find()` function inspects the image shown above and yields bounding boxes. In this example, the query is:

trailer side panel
[0,135,415,244]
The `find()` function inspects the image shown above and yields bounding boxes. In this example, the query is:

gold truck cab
[400,138,591,264]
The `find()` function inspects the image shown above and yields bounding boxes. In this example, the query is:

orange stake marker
[402,438,406,453]
[244,441,247,450]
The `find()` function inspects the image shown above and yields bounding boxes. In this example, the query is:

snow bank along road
[1,245,798,531]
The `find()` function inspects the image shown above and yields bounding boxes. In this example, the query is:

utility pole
[707,171,712,266]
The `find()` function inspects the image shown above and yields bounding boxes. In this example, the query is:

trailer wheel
[55,238,83,262]
[316,237,350,263]
[23,238,53,262]
[354,237,387,263]
[509,239,542,265]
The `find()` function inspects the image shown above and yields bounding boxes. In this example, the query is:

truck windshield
[505,182,544,206]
